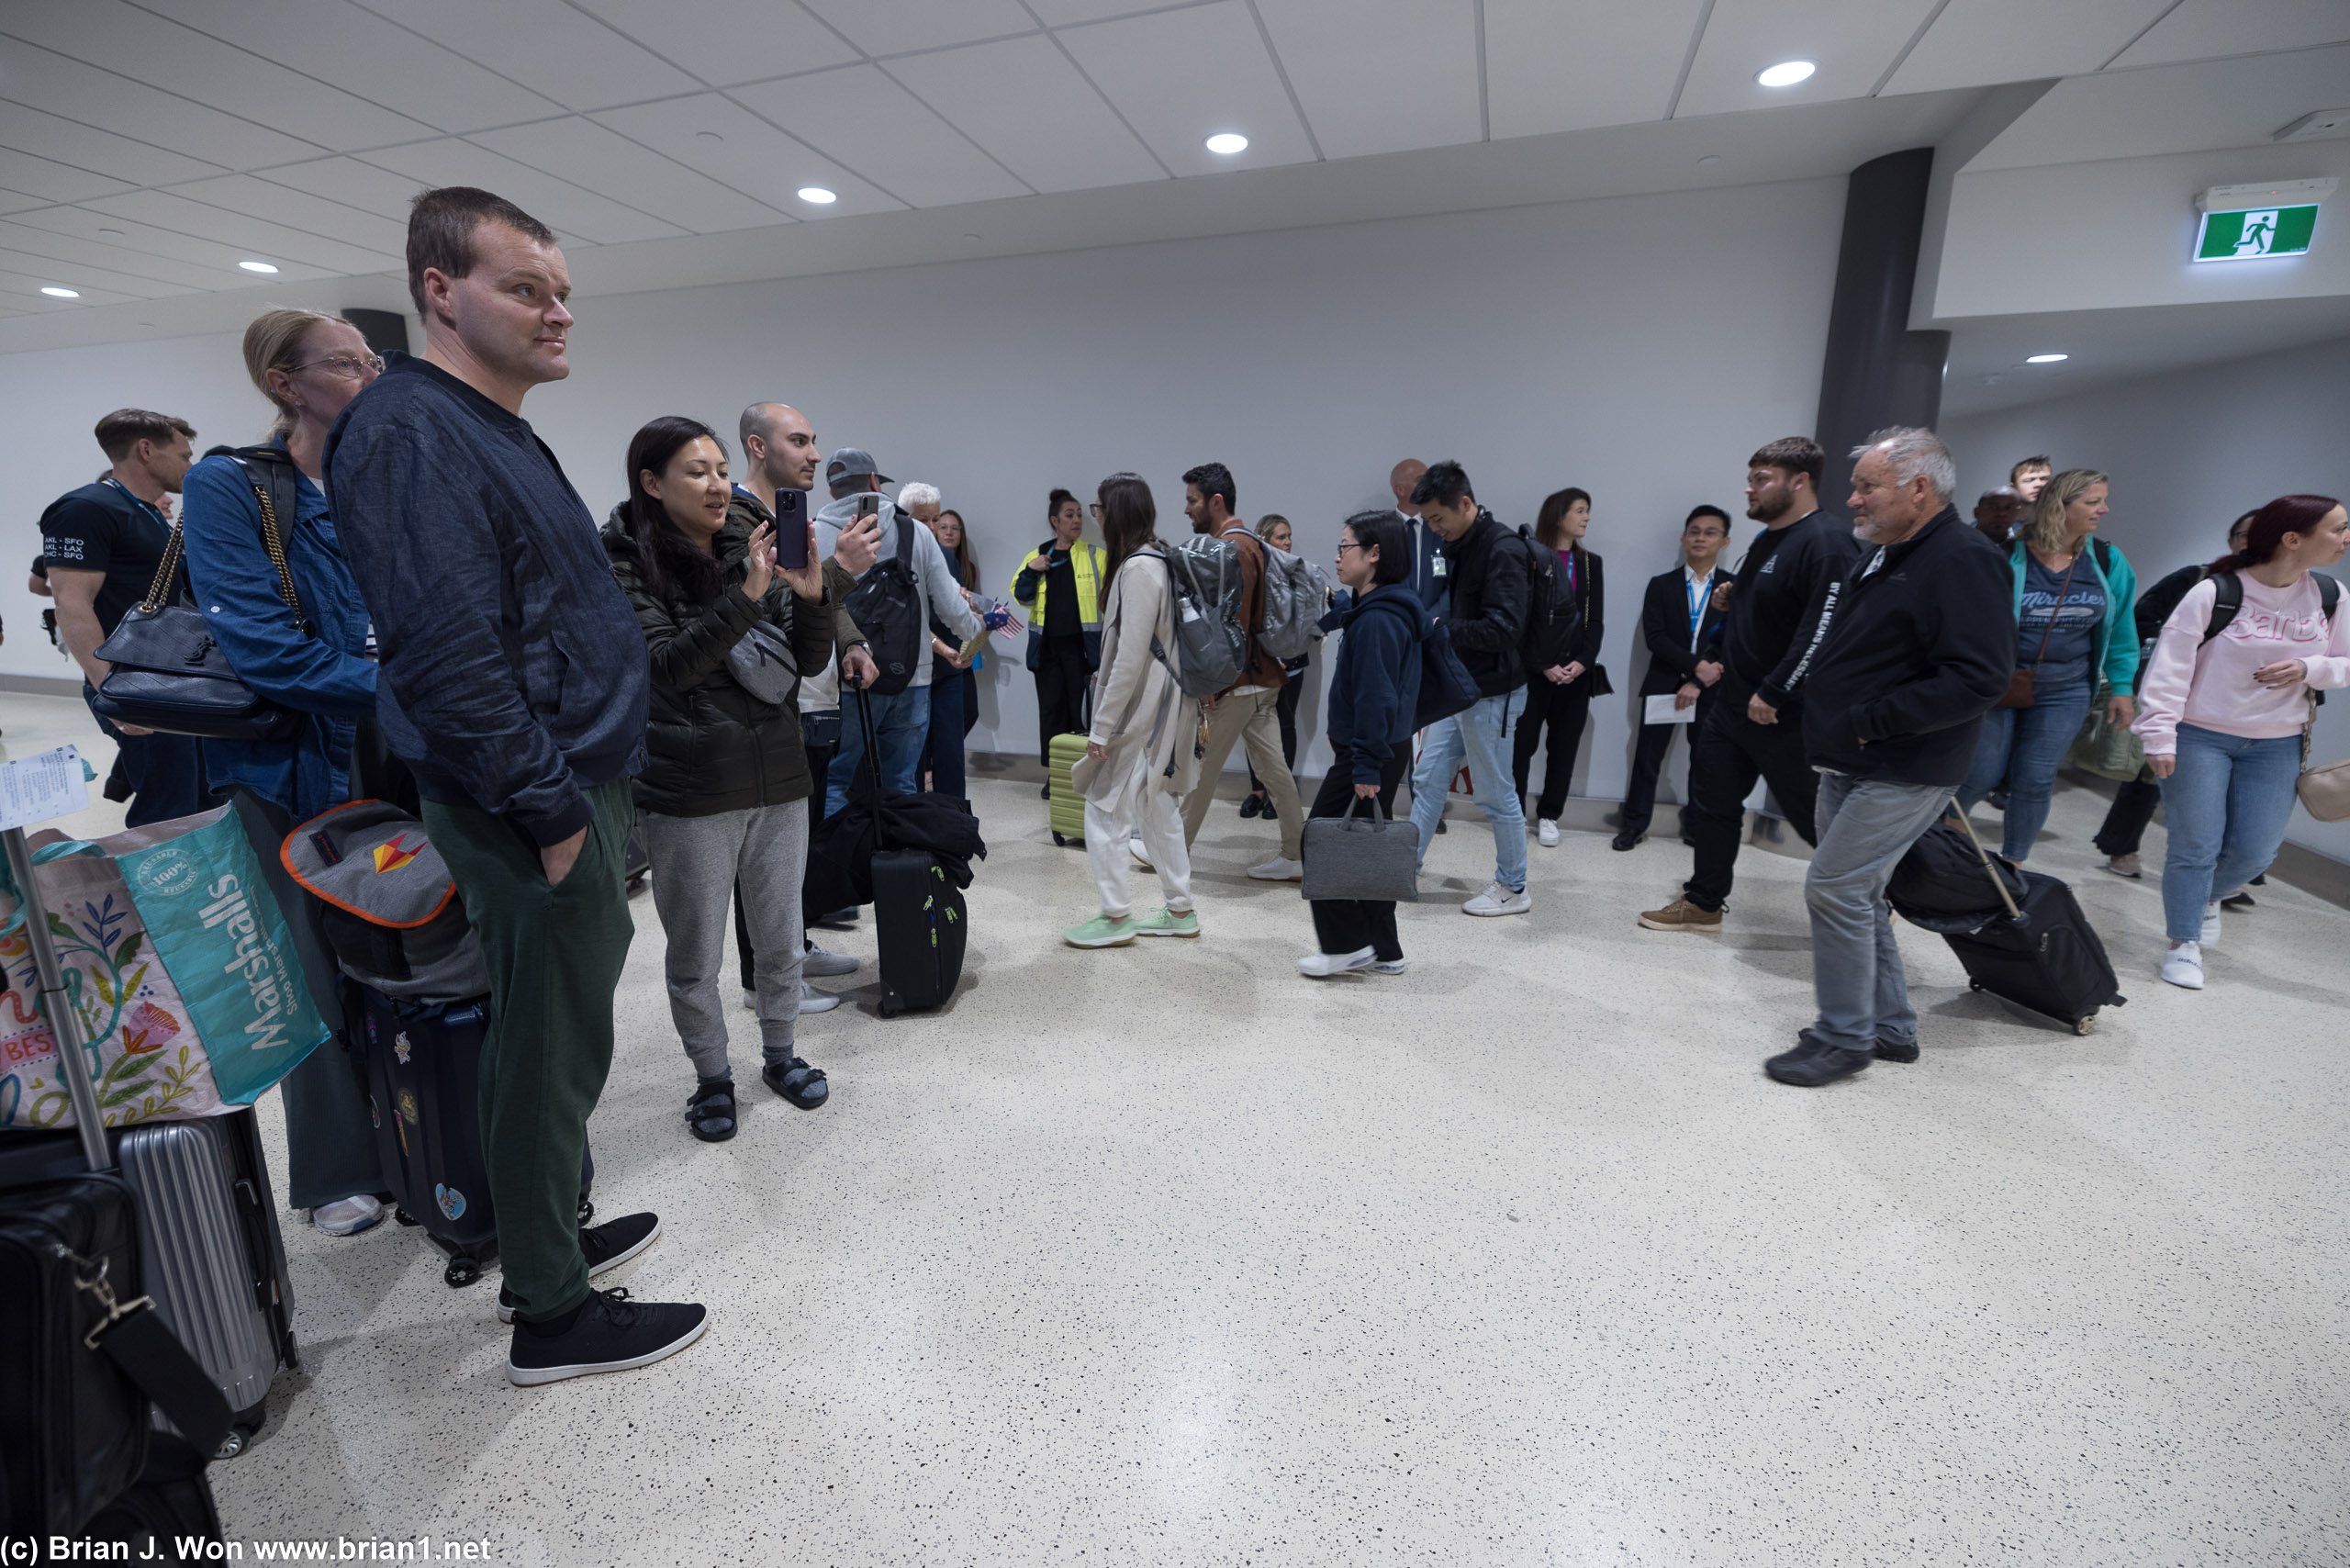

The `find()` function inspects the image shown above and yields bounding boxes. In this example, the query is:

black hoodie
[1799,507,2016,785]
[1708,508,1863,711]
[1438,510,1531,696]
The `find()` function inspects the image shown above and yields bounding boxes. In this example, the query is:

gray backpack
[1163,534,1248,697]
[1256,545,1327,663]
[281,800,487,1003]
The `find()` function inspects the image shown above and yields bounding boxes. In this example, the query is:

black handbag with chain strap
[90,449,308,741]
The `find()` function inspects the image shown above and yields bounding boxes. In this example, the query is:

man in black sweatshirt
[1765,428,2014,1088]
[1640,438,1861,933]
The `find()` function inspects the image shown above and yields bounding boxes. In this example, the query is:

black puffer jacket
[603,506,844,816]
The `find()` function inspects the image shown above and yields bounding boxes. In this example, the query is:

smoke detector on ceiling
[2273,107,2350,143]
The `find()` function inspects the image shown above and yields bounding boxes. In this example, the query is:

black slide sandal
[685,1079,737,1142]
[763,1057,829,1111]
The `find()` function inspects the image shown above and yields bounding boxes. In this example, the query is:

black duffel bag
[1887,812,2028,934]
[91,449,305,741]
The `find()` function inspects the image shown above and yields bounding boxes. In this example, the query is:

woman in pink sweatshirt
[2133,493,2349,990]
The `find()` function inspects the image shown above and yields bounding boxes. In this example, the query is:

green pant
[423,778,636,1323]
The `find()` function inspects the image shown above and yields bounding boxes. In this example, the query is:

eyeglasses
[1087,503,1103,518]
[291,353,386,379]
[1337,541,1366,554]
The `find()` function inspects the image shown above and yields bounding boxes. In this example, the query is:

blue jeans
[826,685,932,817]
[1409,687,1528,892]
[1956,680,2090,862]
[2157,723,2300,944]
[86,688,207,829]
[1806,772,1952,1053]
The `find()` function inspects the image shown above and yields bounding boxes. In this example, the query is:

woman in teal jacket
[1957,468,2139,863]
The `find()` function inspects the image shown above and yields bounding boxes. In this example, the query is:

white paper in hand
[0,744,90,830]
[1644,694,1696,726]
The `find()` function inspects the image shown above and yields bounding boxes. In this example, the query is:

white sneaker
[313,1194,383,1237]
[1537,820,1559,848]
[802,942,859,977]
[1371,958,1408,975]
[2199,902,2221,947]
[2161,941,2205,990]
[1248,856,1304,881]
[1129,838,1153,871]
[798,981,841,1015]
[1462,881,1531,917]
[1298,946,1376,978]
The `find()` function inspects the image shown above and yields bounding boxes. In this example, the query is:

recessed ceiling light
[40,286,79,297]
[97,227,125,237]
[1757,60,1816,87]
[2025,353,2068,364]
[239,260,279,274]
[1697,154,1721,166]
[797,186,836,204]
[696,129,723,140]
[1204,132,1248,155]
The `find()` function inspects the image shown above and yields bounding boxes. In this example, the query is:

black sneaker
[505,1288,707,1387]
[2220,890,2255,912]
[498,1212,662,1323]
[1765,1033,1873,1087]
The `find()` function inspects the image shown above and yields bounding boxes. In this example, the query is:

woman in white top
[1064,473,1204,946]
[2132,493,2349,990]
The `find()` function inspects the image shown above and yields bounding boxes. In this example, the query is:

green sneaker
[1063,913,1137,948]
[1135,906,1201,938]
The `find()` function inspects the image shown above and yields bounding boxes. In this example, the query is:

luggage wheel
[1052,831,1064,846]
[443,1255,483,1288]
[1968,980,1985,992]
[214,1427,250,1461]
[577,1198,595,1228]
[393,1204,421,1226]
[2075,1015,2097,1036]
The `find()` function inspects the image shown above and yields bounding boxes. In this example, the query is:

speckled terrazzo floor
[6,694,2346,1567]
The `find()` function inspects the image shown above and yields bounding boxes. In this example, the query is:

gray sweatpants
[639,801,809,1081]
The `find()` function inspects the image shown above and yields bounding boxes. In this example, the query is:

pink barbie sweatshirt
[2132,572,2350,756]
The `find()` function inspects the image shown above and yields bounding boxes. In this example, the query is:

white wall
[1,175,1850,801]
[1944,331,2350,862]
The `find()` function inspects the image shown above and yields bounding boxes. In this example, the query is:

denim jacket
[180,442,377,820]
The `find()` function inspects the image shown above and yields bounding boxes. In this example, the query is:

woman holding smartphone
[604,417,844,1141]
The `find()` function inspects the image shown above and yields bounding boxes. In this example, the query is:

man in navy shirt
[39,409,206,826]
[327,185,704,1387]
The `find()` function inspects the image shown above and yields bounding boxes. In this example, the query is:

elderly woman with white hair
[898,480,983,797]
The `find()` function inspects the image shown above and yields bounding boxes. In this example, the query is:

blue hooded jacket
[1326,584,1427,786]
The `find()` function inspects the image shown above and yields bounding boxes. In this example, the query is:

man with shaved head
[1388,458,1449,613]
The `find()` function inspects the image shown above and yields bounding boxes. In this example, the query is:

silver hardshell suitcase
[114,1112,298,1457]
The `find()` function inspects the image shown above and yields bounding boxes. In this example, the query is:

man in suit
[1616,506,1734,850]
[1389,457,1449,614]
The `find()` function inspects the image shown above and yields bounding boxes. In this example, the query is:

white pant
[1084,790,1192,919]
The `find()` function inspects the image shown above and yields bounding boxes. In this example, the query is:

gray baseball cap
[825,446,890,487]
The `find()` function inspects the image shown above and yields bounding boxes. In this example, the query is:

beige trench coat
[1070,544,1203,816]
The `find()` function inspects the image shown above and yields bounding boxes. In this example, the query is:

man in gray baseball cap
[814,446,981,813]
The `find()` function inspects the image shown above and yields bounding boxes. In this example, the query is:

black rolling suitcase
[347,984,594,1286]
[1919,802,2126,1035]
[872,848,968,1016]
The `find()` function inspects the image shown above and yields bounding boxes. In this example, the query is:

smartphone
[774,487,810,570]
[854,492,881,519]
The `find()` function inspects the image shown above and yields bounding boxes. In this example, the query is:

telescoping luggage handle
[1943,796,2022,921]
[1,821,238,1456]
[847,668,892,853]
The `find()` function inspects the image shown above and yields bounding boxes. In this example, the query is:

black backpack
[2202,569,2340,706]
[842,512,923,696]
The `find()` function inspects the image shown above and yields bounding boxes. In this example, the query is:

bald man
[1388,458,1449,613]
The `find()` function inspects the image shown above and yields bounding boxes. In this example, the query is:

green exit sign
[2197,205,2317,261]
[2193,180,2333,263]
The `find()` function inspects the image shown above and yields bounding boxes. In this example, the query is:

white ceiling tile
[81,188,403,273]
[470,118,791,231]
[0,0,437,152]
[345,0,704,111]
[252,158,433,222]
[356,139,691,244]
[0,99,227,187]
[0,149,135,205]
[0,185,51,214]
[0,218,241,288]
[8,206,341,281]
[1970,41,2350,169]
[2111,0,2350,70]
[0,248,190,298]
[1484,0,1707,139]
[1884,0,2174,95]
[159,174,412,252]
[1058,2,1316,175]
[566,0,860,87]
[732,65,1030,207]
[591,95,901,217]
[1254,0,1481,160]
[883,36,1163,192]
[0,39,325,170]
[136,0,568,132]
[797,0,1035,57]
[0,265,151,307]
[1676,0,1942,118]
